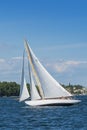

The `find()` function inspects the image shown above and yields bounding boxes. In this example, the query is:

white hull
[25,99,81,106]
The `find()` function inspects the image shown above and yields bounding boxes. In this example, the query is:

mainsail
[24,41,72,99]
[19,51,30,102]
[24,40,44,99]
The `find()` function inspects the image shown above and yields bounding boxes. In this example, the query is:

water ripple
[0,96,87,130]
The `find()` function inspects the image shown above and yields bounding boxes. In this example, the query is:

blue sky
[0,0,87,86]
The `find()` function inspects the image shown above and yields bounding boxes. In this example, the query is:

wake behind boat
[19,40,81,106]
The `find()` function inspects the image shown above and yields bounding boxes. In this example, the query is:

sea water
[0,95,87,130]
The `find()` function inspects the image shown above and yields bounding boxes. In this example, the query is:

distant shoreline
[0,81,87,97]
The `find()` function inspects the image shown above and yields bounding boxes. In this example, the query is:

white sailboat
[20,40,81,106]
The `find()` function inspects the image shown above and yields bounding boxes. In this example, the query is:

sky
[0,0,87,86]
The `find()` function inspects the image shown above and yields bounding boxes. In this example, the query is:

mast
[24,40,44,99]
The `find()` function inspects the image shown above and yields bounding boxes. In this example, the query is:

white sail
[24,40,44,99]
[25,42,72,99]
[19,51,30,102]
[30,69,41,100]
[20,78,30,102]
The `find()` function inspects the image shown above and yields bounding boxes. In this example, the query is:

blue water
[0,96,87,130]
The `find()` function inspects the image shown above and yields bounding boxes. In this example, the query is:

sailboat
[19,40,81,106]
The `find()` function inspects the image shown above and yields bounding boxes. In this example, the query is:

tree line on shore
[0,81,86,97]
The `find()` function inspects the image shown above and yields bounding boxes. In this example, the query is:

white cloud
[0,56,87,85]
[11,57,23,60]
[0,58,5,63]
[66,60,87,65]
[0,56,29,82]
[45,60,87,73]
[0,57,22,74]
[37,43,87,51]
